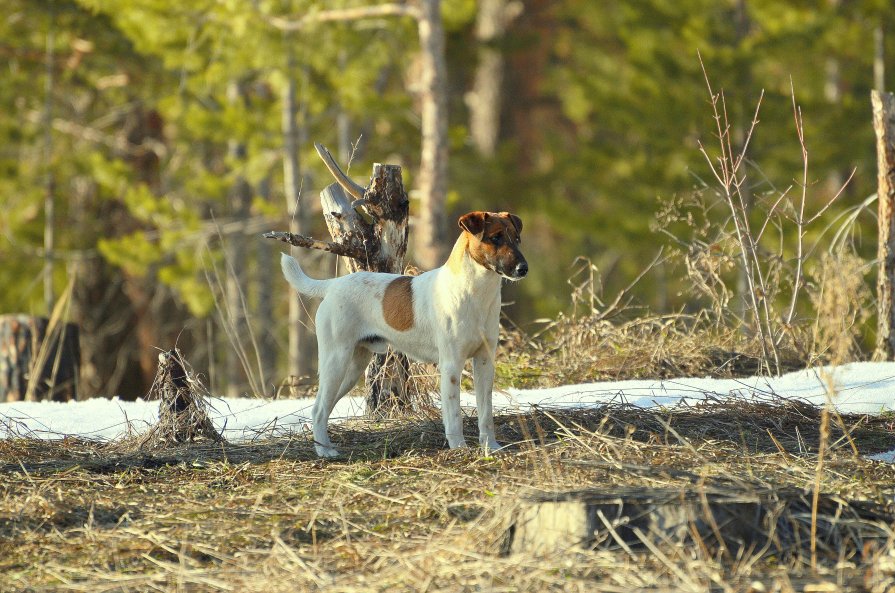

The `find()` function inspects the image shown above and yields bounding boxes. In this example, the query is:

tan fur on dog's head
[457,211,528,280]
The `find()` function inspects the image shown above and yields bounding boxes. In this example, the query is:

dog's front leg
[438,359,467,449]
[473,346,501,452]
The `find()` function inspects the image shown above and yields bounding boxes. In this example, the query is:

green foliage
[2,0,893,359]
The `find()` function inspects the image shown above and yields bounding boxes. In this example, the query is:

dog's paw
[315,444,341,458]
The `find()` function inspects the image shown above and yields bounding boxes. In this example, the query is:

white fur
[281,241,506,458]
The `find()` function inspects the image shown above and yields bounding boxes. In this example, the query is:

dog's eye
[488,235,502,245]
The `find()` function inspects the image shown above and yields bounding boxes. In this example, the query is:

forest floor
[2,397,895,592]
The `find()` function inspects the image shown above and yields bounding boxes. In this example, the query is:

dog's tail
[280,253,330,299]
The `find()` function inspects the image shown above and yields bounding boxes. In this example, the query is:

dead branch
[262,230,369,262]
[258,3,420,32]
[314,143,367,200]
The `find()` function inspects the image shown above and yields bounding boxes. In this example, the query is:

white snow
[1,361,894,458]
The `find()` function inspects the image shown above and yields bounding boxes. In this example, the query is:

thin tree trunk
[872,90,895,360]
[875,24,885,92]
[823,0,843,191]
[225,81,251,397]
[43,8,55,314]
[283,45,313,382]
[255,177,276,395]
[733,0,754,326]
[415,0,449,270]
[467,0,511,157]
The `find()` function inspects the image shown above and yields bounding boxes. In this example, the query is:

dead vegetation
[127,349,223,451]
[2,72,891,593]
[2,396,895,592]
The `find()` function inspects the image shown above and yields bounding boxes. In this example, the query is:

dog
[280,210,527,457]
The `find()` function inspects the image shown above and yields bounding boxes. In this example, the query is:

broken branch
[259,3,420,32]
[314,142,367,200]
[262,230,370,262]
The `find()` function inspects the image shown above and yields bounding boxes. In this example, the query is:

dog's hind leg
[338,347,373,396]
[312,344,353,458]
[312,345,372,458]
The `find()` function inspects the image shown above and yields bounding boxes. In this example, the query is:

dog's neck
[443,233,502,293]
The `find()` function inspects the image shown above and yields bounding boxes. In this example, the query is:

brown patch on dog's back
[383,276,414,331]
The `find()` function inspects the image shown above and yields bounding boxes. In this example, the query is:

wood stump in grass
[264,144,419,416]
[504,486,892,559]
[138,349,223,449]
[0,314,79,402]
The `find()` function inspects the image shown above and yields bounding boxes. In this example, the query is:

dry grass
[2,397,895,592]
[496,312,806,389]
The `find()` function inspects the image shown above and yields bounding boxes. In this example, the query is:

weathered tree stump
[0,314,79,402]
[138,349,223,449]
[264,144,418,416]
[505,486,891,560]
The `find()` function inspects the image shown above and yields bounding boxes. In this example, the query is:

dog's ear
[458,211,488,237]
[506,213,523,235]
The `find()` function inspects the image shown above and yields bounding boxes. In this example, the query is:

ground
[2,400,895,592]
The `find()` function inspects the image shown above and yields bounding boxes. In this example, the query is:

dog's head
[458,211,528,281]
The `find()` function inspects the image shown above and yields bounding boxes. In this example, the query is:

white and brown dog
[281,211,527,457]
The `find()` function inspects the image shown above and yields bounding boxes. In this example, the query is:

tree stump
[0,314,79,402]
[138,349,223,449]
[265,144,419,416]
[504,486,891,560]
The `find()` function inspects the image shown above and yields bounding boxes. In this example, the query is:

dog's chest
[434,287,500,352]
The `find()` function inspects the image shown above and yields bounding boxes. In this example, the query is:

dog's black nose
[515,262,528,278]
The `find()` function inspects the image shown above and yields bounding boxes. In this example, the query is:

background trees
[2,0,892,398]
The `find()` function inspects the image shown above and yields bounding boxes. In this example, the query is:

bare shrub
[807,250,873,365]
[500,70,874,387]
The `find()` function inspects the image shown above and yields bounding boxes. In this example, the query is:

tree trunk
[319,164,413,414]
[732,0,755,326]
[874,24,885,93]
[415,0,450,270]
[43,9,55,314]
[0,315,79,402]
[283,46,314,383]
[255,177,276,395]
[873,90,895,360]
[225,80,251,397]
[466,0,515,157]
[139,349,223,448]
[266,145,417,414]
